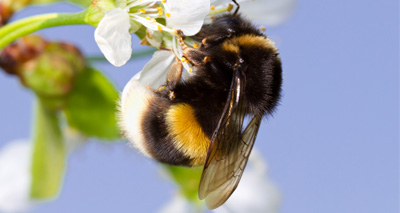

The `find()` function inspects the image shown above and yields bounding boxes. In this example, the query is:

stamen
[140,9,146,13]
[193,42,199,49]
[158,25,163,32]
[162,0,166,3]
[166,12,171,17]
[157,7,163,11]
[227,3,233,12]
[188,68,193,73]
[146,16,151,20]
[181,57,188,63]
[210,16,214,20]
[146,32,153,39]
[260,26,266,31]
[210,5,215,10]
[158,11,163,16]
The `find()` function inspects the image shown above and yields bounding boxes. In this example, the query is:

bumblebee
[119,6,282,209]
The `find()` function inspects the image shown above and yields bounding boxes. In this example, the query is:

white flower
[0,140,33,213]
[95,0,210,67]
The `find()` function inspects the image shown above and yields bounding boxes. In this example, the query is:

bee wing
[198,68,263,209]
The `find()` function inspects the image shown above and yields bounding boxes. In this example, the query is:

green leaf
[164,165,204,204]
[64,67,120,139]
[31,99,66,199]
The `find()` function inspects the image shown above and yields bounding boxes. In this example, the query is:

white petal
[240,0,295,26]
[159,194,197,213]
[94,8,132,67]
[145,29,163,48]
[0,140,33,212]
[166,0,210,36]
[133,50,176,88]
[214,150,281,213]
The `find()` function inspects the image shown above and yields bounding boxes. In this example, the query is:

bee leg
[175,30,209,67]
[201,33,233,47]
[167,60,183,88]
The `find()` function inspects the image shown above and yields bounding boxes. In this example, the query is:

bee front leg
[166,60,183,88]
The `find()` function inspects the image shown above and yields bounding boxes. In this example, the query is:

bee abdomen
[119,80,210,166]
[165,103,210,166]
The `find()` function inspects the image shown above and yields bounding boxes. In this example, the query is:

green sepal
[63,67,120,140]
[30,99,66,199]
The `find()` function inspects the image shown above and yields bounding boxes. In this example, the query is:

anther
[202,38,207,46]
[227,4,233,12]
[203,56,211,64]
[145,16,151,20]
[193,42,199,49]
[210,5,215,10]
[157,25,163,32]
[158,11,163,16]
[260,26,266,31]
[188,68,193,73]
[157,7,163,11]
[140,9,146,13]
[158,85,166,91]
[162,0,166,3]
[166,12,171,17]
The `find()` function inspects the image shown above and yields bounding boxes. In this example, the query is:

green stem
[0,10,88,50]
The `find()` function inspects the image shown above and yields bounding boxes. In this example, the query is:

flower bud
[0,35,86,110]
[0,0,32,26]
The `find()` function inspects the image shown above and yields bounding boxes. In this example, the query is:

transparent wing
[198,67,263,209]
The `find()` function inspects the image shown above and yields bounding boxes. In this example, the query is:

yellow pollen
[210,5,215,10]
[145,16,151,20]
[210,16,214,20]
[162,0,166,3]
[203,56,211,64]
[227,3,233,12]
[172,28,178,35]
[158,85,166,91]
[193,42,199,49]
[157,25,163,32]
[140,9,146,13]
[260,26,266,31]
[188,68,193,73]
[157,7,163,11]
[166,12,171,17]
[158,11,163,16]
[181,57,187,63]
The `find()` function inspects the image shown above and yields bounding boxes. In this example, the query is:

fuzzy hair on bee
[119,8,282,210]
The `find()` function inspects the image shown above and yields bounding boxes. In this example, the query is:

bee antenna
[232,0,240,15]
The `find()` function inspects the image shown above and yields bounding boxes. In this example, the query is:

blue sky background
[0,0,398,212]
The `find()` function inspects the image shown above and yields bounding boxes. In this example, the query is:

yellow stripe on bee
[222,42,240,53]
[166,104,210,166]
[221,34,277,53]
